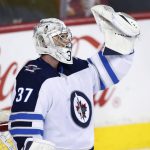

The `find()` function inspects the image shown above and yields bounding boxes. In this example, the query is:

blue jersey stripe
[88,58,106,90]
[10,113,44,121]
[10,129,43,136]
[98,52,119,84]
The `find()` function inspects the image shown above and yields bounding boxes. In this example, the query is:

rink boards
[0,18,150,150]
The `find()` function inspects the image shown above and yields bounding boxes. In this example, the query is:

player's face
[52,33,71,48]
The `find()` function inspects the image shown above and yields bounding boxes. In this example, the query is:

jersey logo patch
[70,91,92,128]
[25,64,41,73]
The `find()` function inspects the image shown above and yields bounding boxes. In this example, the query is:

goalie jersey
[9,50,134,150]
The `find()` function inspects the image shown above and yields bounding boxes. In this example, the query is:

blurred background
[0,0,150,25]
[0,0,150,150]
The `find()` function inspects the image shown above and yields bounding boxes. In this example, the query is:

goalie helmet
[33,18,73,64]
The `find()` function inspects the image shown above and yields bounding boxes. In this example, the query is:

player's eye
[60,34,68,39]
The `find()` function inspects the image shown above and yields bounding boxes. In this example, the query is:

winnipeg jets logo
[25,64,41,73]
[75,93,87,121]
[70,91,92,128]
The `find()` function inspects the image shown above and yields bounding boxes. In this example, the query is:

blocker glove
[22,138,56,150]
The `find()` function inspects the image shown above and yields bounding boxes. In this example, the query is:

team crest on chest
[70,91,92,128]
[25,64,41,73]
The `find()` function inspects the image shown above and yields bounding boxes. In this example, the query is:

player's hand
[91,5,140,55]
[22,138,56,150]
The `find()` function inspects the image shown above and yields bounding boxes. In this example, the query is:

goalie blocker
[22,138,94,150]
[0,131,18,150]
[22,138,56,150]
[91,5,140,55]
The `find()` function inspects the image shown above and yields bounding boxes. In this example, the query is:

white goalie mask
[33,18,73,64]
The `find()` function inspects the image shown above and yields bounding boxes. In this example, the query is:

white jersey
[9,50,134,150]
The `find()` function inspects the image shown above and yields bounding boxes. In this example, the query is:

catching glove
[91,5,140,54]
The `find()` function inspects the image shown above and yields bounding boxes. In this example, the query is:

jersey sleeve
[88,48,134,94]
[8,71,52,150]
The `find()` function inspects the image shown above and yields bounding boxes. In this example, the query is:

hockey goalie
[6,5,140,150]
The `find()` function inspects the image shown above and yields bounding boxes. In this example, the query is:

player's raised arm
[88,5,140,92]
